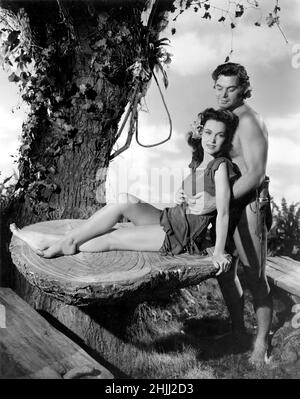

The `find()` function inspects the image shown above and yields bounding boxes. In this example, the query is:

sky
[0,0,300,208]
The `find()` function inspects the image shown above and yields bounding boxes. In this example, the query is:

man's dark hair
[212,62,252,99]
[187,108,239,169]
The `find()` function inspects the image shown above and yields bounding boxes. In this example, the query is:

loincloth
[159,204,215,256]
[234,176,272,232]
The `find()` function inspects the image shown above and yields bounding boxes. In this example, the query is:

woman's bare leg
[11,193,163,257]
[63,193,161,246]
[49,224,166,256]
[10,223,63,252]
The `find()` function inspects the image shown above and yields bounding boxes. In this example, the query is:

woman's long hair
[187,108,239,170]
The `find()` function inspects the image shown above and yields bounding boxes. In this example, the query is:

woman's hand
[174,189,188,205]
[212,253,232,276]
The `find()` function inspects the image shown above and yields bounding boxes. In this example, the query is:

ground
[111,267,300,379]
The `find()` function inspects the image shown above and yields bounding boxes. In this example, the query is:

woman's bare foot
[10,223,61,253]
[248,338,269,368]
[41,237,77,258]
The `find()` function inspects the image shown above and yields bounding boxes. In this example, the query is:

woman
[10,108,240,275]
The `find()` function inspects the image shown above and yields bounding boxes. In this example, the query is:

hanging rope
[110,66,173,159]
[109,0,173,160]
[135,70,172,148]
[109,81,140,160]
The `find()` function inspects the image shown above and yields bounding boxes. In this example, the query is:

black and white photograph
[0,0,299,383]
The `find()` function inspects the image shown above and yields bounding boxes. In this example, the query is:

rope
[114,81,140,143]
[135,70,172,148]
[110,0,173,158]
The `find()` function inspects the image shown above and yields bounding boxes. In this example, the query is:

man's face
[214,75,244,110]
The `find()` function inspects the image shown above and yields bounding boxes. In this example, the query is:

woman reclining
[10,108,241,275]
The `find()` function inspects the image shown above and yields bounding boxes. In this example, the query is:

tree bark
[0,0,154,225]
[0,0,176,284]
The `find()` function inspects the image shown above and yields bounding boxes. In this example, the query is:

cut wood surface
[0,288,113,379]
[9,220,217,306]
[266,256,300,298]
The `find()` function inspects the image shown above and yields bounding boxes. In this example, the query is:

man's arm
[232,114,268,200]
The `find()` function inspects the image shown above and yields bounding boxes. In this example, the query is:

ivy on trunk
[0,0,174,224]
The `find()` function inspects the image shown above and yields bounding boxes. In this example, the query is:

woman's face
[201,119,227,156]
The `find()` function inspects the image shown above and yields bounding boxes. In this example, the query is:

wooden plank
[266,256,300,298]
[267,270,300,295]
[0,288,113,379]
[266,264,300,285]
[267,257,300,278]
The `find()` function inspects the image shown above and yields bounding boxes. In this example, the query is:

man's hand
[174,189,188,205]
[212,253,232,276]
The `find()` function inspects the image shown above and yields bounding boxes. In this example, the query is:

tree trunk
[0,0,176,282]
[1,0,157,226]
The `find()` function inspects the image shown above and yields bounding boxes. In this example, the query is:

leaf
[155,37,170,46]
[20,72,29,82]
[218,16,226,22]
[4,57,13,66]
[2,176,13,185]
[204,3,210,10]
[171,28,176,35]
[231,23,236,29]
[225,56,230,63]
[202,12,211,20]
[8,72,20,83]
[266,13,276,27]
[235,4,244,18]
[63,123,74,132]
[48,166,56,174]
[254,22,261,26]
[7,30,20,50]
[185,0,192,9]
[94,38,107,49]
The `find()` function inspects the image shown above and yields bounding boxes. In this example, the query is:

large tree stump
[8,219,218,377]
[9,220,217,306]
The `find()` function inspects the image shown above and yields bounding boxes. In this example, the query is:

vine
[169,0,288,61]
[0,3,172,214]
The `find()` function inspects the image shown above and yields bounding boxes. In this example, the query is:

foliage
[0,171,18,218]
[0,2,173,215]
[268,198,300,259]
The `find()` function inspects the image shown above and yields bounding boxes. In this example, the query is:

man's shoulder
[236,105,265,131]
[236,105,259,121]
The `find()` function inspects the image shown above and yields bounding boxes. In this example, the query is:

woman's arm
[213,161,232,275]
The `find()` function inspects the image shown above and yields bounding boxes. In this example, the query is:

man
[211,62,272,367]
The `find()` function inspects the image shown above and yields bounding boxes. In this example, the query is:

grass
[114,268,300,379]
